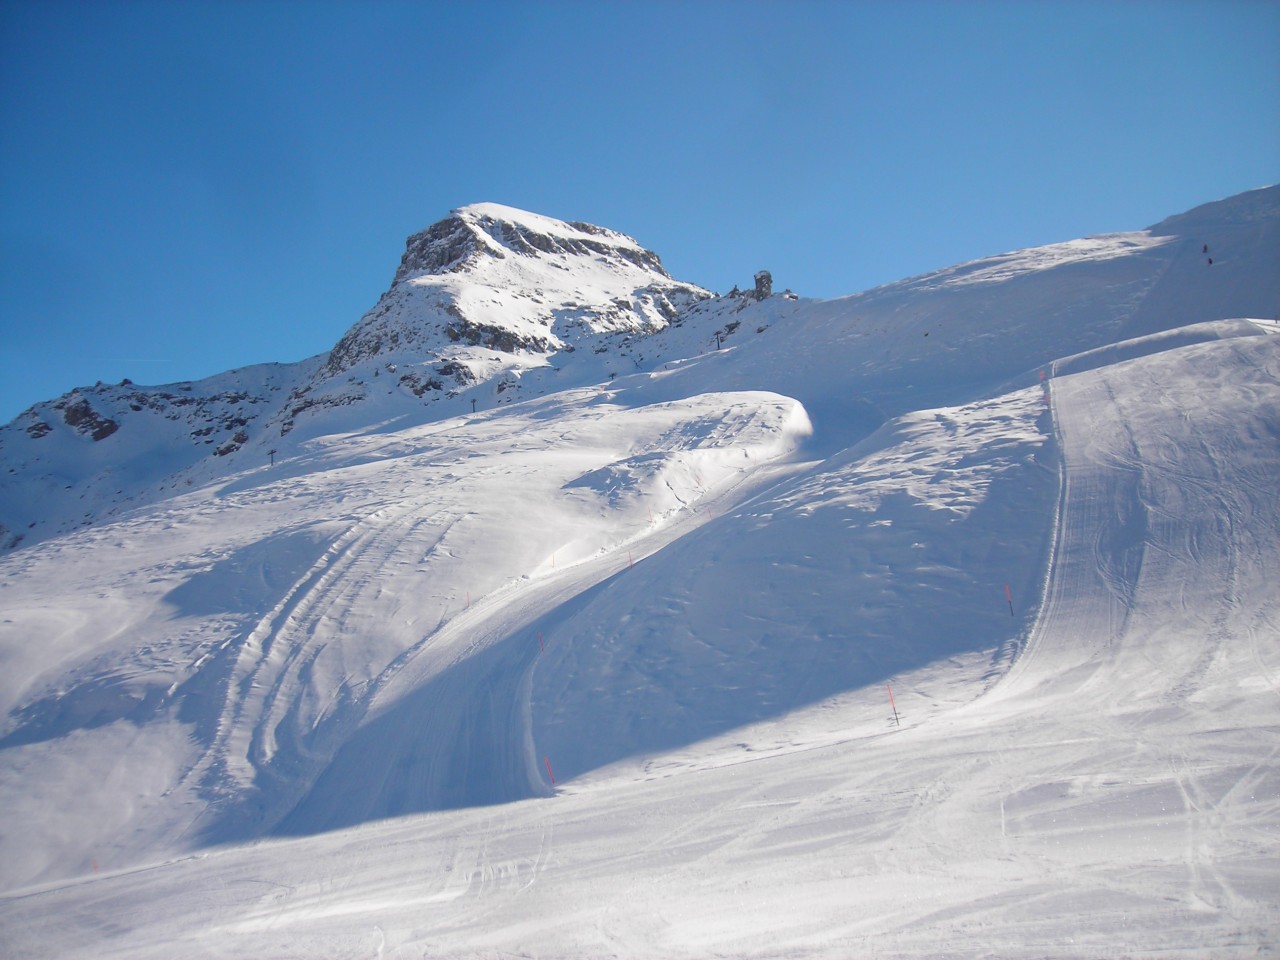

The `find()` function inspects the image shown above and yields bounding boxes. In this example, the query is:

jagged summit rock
[315,204,711,387]
[394,203,671,281]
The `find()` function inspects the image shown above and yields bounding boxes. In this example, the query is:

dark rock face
[398,371,443,397]
[277,388,363,437]
[483,217,669,274]
[326,320,402,376]
[394,209,671,283]
[434,360,475,385]
[214,429,249,456]
[59,397,119,441]
[395,216,487,279]
[444,319,550,354]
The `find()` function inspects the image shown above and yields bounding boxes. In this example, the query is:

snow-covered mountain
[1,188,1278,958]
[0,203,715,552]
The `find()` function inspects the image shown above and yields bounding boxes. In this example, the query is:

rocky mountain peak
[393,203,670,282]
[267,204,715,441]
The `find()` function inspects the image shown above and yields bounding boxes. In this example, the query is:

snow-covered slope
[1,187,1277,958]
[278,202,713,437]
[0,203,710,552]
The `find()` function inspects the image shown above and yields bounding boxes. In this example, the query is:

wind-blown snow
[1,187,1277,958]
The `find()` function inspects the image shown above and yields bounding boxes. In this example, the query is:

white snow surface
[1,188,1278,958]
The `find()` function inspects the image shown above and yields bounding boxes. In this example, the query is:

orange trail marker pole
[887,683,900,727]
[1004,583,1014,617]
[544,756,556,785]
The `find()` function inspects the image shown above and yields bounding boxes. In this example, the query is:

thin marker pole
[1004,583,1014,617]
[544,756,556,785]
[538,630,545,654]
[887,683,900,727]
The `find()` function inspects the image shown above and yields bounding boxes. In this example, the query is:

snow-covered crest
[394,202,671,280]
[318,203,710,387]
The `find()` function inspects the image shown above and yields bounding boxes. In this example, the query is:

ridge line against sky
[1,0,1277,423]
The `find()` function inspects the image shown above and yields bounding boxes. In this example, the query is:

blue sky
[1,0,1277,423]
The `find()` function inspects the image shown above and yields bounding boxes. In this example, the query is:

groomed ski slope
[0,386,815,874]
[1,188,1277,957]
[2,320,1277,959]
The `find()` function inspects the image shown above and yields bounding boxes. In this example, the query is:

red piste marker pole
[887,683,900,727]
[544,756,556,785]
[1004,583,1014,617]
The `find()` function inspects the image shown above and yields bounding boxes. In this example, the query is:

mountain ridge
[2,187,1277,553]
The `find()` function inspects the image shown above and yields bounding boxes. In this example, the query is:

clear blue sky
[2,0,1277,423]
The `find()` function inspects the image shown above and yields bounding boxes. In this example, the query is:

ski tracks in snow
[184,501,459,832]
[178,392,813,837]
[976,329,1280,932]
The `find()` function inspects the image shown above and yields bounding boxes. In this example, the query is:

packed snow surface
[1,187,1278,958]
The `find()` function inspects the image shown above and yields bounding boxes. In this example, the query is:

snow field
[8,324,1274,958]
[1,189,1278,957]
[0,388,810,882]
[532,385,1057,788]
